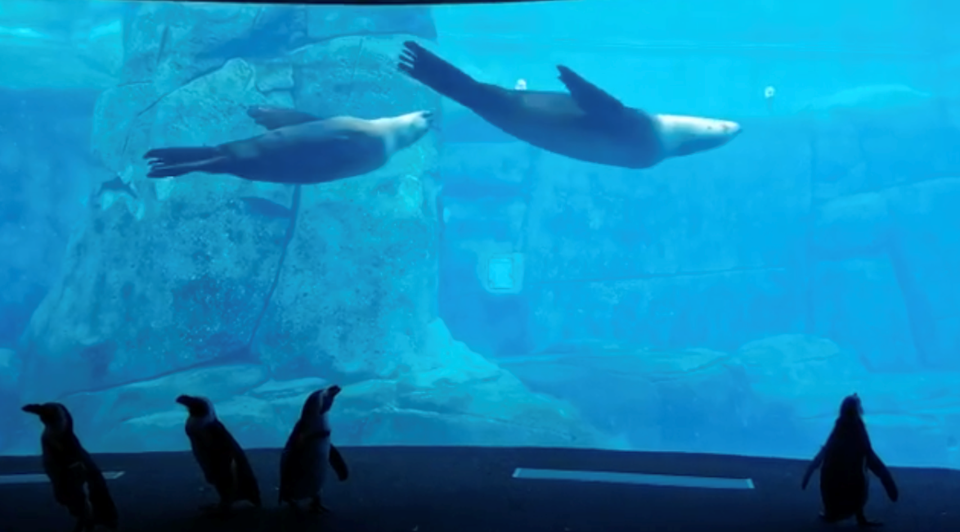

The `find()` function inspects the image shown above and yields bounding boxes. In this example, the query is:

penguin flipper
[224,429,262,506]
[206,421,261,507]
[329,445,349,481]
[81,452,119,529]
[801,446,825,490]
[866,449,898,502]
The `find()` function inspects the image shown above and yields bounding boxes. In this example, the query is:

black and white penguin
[801,393,899,527]
[278,385,349,513]
[21,402,119,532]
[175,394,262,513]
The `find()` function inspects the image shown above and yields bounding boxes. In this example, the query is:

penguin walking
[175,395,262,514]
[801,393,899,527]
[21,402,119,532]
[278,385,349,513]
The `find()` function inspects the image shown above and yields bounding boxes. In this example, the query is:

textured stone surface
[438,83,960,373]
[18,321,609,454]
[7,4,605,455]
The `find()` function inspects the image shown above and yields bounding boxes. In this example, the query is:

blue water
[1,0,959,472]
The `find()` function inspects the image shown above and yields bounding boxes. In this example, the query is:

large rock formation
[435,80,960,466]
[439,82,960,372]
[7,4,606,454]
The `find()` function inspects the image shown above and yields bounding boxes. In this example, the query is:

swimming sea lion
[397,41,741,169]
[801,393,898,527]
[143,107,433,185]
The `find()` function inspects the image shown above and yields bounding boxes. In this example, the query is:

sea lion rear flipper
[247,107,322,130]
[866,449,898,502]
[556,65,628,119]
[800,446,825,489]
[329,444,349,481]
[143,146,227,179]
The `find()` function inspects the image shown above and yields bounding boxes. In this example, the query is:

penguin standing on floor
[278,385,350,513]
[801,393,899,527]
[175,394,262,514]
[22,402,119,532]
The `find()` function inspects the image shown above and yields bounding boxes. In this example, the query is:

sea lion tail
[143,146,222,178]
[398,41,484,109]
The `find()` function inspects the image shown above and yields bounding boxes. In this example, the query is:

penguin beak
[327,385,342,398]
[21,404,42,415]
[175,395,193,407]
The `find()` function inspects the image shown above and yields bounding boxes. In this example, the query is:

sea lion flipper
[556,65,627,118]
[328,444,349,482]
[866,449,898,502]
[247,106,322,130]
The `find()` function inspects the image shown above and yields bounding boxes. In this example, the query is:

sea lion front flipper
[556,65,627,119]
[329,444,349,481]
[247,107,322,130]
[866,449,899,502]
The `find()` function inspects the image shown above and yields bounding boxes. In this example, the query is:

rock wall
[0,90,103,449]
[6,4,607,454]
[440,87,960,372]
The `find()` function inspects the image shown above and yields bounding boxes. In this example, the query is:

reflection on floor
[0,446,956,532]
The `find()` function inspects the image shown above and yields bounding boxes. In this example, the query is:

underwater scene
[1,0,960,480]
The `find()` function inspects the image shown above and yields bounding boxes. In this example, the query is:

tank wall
[436,3,960,467]
[1,0,959,470]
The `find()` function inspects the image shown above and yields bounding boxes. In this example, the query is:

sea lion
[143,107,433,185]
[801,393,899,527]
[397,41,741,169]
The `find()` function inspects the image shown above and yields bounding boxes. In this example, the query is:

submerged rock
[8,4,603,454]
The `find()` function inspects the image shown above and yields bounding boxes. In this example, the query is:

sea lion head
[657,114,742,158]
[382,110,434,155]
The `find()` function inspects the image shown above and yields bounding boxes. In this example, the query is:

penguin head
[301,385,342,418]
[839,393,863,419]
[176,395,216,422]
[21,402,73,433]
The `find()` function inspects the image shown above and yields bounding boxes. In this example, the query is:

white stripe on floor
[0,471,125,485]
[512,468,755,490]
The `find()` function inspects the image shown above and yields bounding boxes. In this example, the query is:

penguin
[21,402,119,532]
[278,385,349,513]
[801,393,899,527]
[175,394,262,514]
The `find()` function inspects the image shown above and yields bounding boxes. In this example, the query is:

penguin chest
[41,435,90,513]
[286,437,330,499]
[187,423,238,489]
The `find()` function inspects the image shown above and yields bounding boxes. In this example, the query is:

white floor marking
[0,471,125,485]
[512,468,755,489]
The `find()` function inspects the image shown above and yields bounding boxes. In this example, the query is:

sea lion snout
[416,110,435,128]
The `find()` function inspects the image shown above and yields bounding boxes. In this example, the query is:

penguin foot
[198,502,231,518]
[857,516,883,528]
[309,496,329,514]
